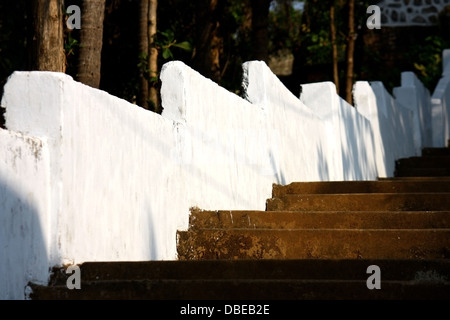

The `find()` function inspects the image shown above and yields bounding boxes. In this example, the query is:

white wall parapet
[354,81,416,177]
[0,52,442,299]
[431,49,450,147]
[299,81,377,180]
[393,72,432,151]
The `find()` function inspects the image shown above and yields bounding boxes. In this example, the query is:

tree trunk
[345,0,355,105]
[192,0,223,83]
[148,0,159,113]
[30,0,65,72]
[330,3,339,94]
[250,0,271,62]
[139,0,149,109]
[77,0,105,89]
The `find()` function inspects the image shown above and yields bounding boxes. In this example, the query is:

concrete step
[395,156,450,168]
[395,168,450,177]
[265,193,450,211]
[177,229,450,260]
[28,278,450,300]
[28,259,450,300]
[271,180,450,197]
[422,147,450,156]
[45,259,450,282]
[379,176,450,181]
[188,209,450,230]
[393,147,450,176]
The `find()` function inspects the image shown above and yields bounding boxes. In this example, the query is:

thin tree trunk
[330,3,339,94]
[250,0,271,62]
[148,0,159,113]
[192,0,223,83]
[77,0,105,89]
[345,0,355,105]
[139,0,149,109]
[31,0,65,72]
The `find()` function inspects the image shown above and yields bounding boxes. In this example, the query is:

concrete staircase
[28,146,450,300]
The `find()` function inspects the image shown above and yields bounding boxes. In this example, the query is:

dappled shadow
[316,143,330,181]
[370,82,416,177]
[0,175,48,300]
[269,150,286,185]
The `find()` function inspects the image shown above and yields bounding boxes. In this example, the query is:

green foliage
[155,29,193,60]
[298,0,347,67]
[64,32,79,57]
[304,30,333,66]
[137,29,192,92]
[2,0,448,106]
[268,0,303,53]
[137,52,150,80]
[407,35,450,90]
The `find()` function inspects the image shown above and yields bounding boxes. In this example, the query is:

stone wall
[378,0,450,26]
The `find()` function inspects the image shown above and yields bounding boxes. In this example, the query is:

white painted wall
[0,56,435,299]
[353,81,416,177]
[2,72,186,267]
[431,49,450,147]
[161,61,273,212]
[243,61,332,183]
[298,81,377,180]
[0,129,51,299]
[393,72,432,150]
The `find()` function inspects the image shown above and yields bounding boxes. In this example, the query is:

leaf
[160,29,175,42]
[162,48,173,60]
[173,41,193,52]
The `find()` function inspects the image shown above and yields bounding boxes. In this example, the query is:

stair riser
[177,229,450,260]
[28,280,450,300]
[422,148,450,156]
[53,260,450,282]
[272,181,450,197]
[189,210,450,230]
[266,193,450,211]
[396,156,450,168]
[395,168,450,177]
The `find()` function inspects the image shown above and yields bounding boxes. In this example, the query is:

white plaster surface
[0,129,51,299]
[354,81,416,177]
[299,81,377,180]
[393,72,432,150]
[2,71,185,265]
[431,49,450,147]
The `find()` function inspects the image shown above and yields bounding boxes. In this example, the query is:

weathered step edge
[188,209,450,230]
[27,279,450,300]
[177,229,450,260]
[45,259,450,283]
[271,180,450,198]
[265,193,450,211]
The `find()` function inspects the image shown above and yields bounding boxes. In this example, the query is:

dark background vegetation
[1,0,450,112]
